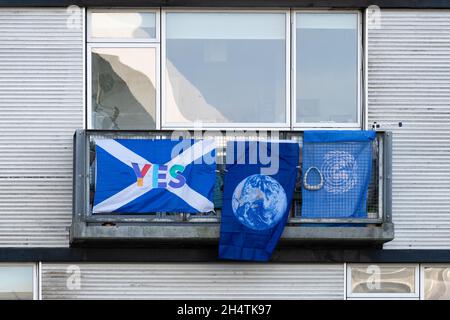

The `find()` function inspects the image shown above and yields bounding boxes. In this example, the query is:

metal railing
[73,130,392,226]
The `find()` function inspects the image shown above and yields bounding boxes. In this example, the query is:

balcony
[70,130,394,246]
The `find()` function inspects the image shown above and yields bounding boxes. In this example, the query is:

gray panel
[0,8,83,246]
[367,10,450,249]
[41,263,345,300]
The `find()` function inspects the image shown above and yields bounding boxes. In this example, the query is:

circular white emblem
[321,151,357,194]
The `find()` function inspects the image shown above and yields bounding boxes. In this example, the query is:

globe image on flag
[231,174,288,230]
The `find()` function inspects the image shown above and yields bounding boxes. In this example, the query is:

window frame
[86,42,161,130]
[87,8,160,43]
[161,9,291,130]
[0,263,39,300]
[346,263,420,299]
[85,9,365,130]
[291,10,363,130]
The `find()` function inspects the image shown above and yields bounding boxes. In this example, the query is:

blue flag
[301,130,376,218]
[219,141,300,262]
[93,139,216,214]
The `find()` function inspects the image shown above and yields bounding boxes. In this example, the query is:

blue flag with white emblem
[301,130,376,218]
[93,139,216,214]
[219,141,299,262]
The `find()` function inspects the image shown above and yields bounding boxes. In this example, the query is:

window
[87,10,160,130]
[0,264,37,300]
[89,45,159,129]
[422,265,450,300]
[162,11,290,128]
[87,9,363,130]
[293,12,361,128]
[347,264,419,299]
[88,10,159,41]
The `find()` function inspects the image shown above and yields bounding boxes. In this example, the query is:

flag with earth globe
[219,141,299,262]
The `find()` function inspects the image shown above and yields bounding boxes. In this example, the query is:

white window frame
[346,263,420,299]
[0,263,39,300]
[82,7,87,130]
[291,10,363,130]
[161,9,291,130]
[86,42,161,130]
[87,8,160,43]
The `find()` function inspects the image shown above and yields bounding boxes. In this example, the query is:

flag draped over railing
[218,141,299,262]
[301,130,376,218]
[93,139,216,214]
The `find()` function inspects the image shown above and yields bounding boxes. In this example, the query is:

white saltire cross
[92,139,216,213]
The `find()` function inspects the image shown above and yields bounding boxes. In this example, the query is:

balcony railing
[71,129,393,245]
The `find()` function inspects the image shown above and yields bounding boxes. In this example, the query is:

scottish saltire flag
[219,141,299,262]
[93,139,216,214]
[301,131,376,218]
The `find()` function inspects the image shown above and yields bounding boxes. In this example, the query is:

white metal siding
[41,263,345,300]
[0,8,83,246]
[367,10,450,249]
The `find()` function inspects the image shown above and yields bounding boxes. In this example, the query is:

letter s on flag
[168,164,186,188]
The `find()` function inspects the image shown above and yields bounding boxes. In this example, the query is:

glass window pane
[0,266,34,300]
[165,12,287,125]
[350,265,416,295]
[91,47,157,129]
[90,12,156,39]
[424,267,450,300]
[296,13,359,124]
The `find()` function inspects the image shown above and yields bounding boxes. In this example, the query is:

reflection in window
[350,266,416,295]
[91,47,157,129]
[424,267,450,300]
[0,265,34,300]
[165,12,287,125]
[296,13,359,124]
[90,12,156,39]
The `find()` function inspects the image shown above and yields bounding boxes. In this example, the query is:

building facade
[1,0,450,300]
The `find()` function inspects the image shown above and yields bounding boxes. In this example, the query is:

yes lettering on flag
[93,139,216,214]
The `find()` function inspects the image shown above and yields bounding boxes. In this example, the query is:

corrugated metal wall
[0,7,448,251]
[0,8,84,247]
[367,10,450,249]
[41,263,345,299]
